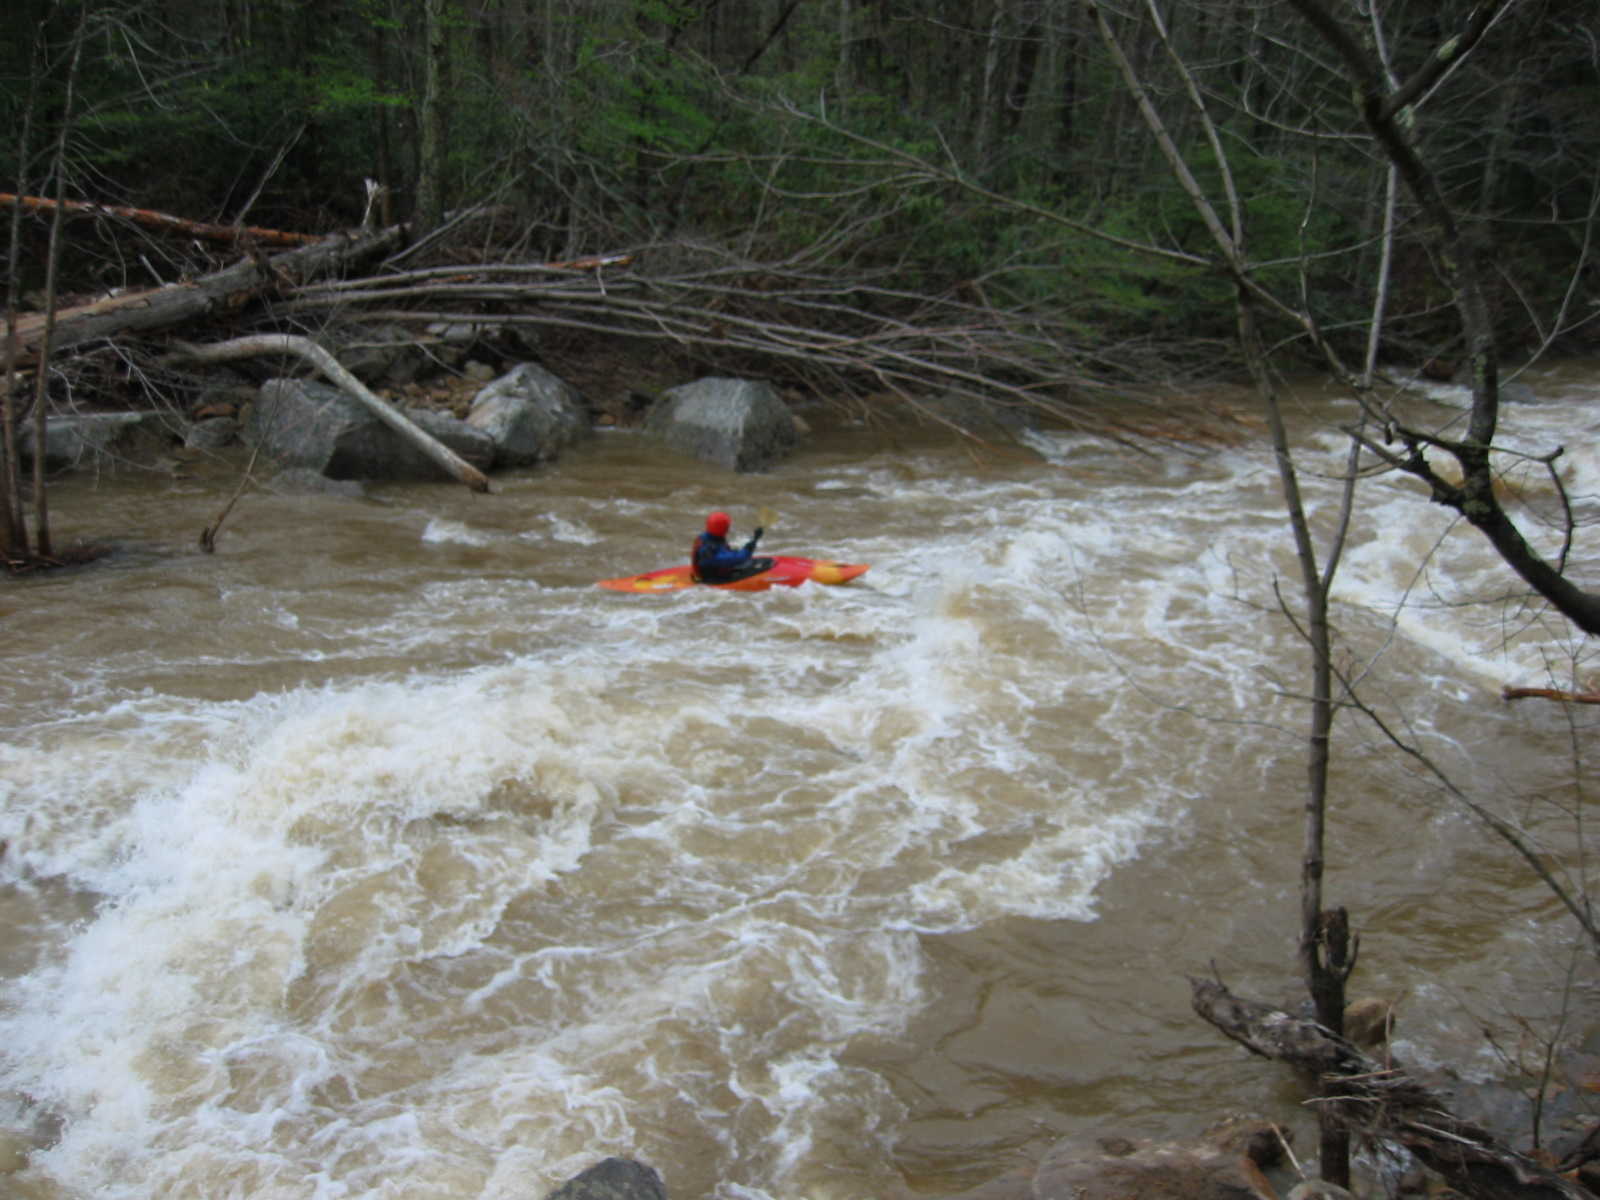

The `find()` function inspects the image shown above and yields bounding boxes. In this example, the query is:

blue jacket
[692,530,761,582]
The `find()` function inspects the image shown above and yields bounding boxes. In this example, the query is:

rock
[542,1157,668,1200]
[918,390,1036,441]
[19,411,184,470]
[466,363,588,468]
[184,416,240,450]
[245,378,496,483]
[1029,1133,1279,1200]
[1287,1182,1356,1199]
[266,467,366,497]
[1343,997,1397,1048]
[642,376,799,472]
[1203,1115,1292,1168]
[934,1124,1283,1200]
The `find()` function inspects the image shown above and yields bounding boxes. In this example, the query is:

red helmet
[705,511,731,536]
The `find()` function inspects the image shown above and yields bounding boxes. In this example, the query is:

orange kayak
[597,555,870,593]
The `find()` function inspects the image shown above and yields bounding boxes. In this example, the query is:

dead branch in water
[1502,686,1600,706]
[1190,977,1591,1200]
[199,446,261,553]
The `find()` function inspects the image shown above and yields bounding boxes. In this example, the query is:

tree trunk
[413,0,448,235]
[0,195,322,247]
[1,26,44,558]
[5,225,405,366]
[29,11,89,561]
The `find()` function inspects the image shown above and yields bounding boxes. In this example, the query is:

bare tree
[1,14,46,560]
[1283,0,1600,634]
[413,0,449,236]
[1083,0,1600,1186]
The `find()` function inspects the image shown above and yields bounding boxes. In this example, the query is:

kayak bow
[597,555,869,593]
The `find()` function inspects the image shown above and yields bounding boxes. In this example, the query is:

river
[2,365,1597,1199]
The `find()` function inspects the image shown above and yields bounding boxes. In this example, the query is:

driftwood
[7,224,404,365]
[281,261,1125,434]
[0,193,324,247]
[10,195,1223,448]
[1502,686,1600,706]
[168,334,490,493]
[1190,978,1591,1200]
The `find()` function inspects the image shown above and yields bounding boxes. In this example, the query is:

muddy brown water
[2,368,1598,1198]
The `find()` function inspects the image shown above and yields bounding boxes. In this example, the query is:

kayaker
[692,511,765,583]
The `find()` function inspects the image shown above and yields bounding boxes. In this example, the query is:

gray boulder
[643,376,798,472]
[20,411,184,470]
[466,363,589,468]
[184,416,240,450]
[244,378,496,483]
[266,467,367,497]
[542,1157,668,1200]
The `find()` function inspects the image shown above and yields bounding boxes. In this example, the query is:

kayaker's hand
[753,526,764,543]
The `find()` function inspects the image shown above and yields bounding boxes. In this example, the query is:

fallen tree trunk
[1190,977,1590,1200]
[1502,686,1600,706]
[8,224,405,365]
[167,334,491,493]
[0,193,324,247]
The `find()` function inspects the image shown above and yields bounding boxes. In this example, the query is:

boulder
[542,1157,668,1200]
[184,416,240,450]
[933,1120,1284,1200]
[1342,996,1397,1048]
[266,467,366,497]
[642,376,798,472]
[1029,1133,1278,1200]
[466,363,588,468]
[916,390,1036,441]
[19,411,184,470]
[244,377,496,483]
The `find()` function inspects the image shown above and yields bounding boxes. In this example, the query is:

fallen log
[1190,977,1590,1200]
[167,334,491,494]
[1502,686,1600,706]
[7,224,405,365]
[0,193,323,247]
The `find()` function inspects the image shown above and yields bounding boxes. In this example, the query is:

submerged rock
[934,1119,1284,1200]
[19,411,184,470]
[543,1157,669,1200]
